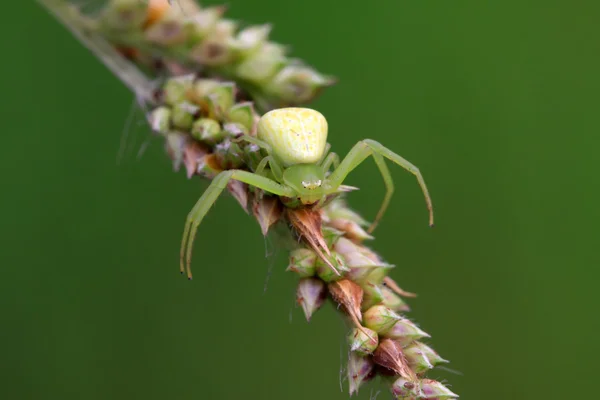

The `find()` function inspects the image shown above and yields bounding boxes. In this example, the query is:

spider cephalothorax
[180,107,434,278]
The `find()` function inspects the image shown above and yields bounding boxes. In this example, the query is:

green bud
[367,264,395,285]
[191,79,220,100]
[405,342,448,372]
[222,122,248,137]
[266,64,336,104]
[171,101,199,130]
[296,278,327,321]
[324,199,370,226]
[233,24,272,56]
[391,377,420,399]
[363,305,401,334]
[227,102,256,132]
[329,218,373,241]
[191,118,223,144]
[163,75,195,106]
[187,6,225,38]
[404,344,433,374]
[361,282,384,310]
[347,352,375,396]
[315,252,348,282]
[286,248,317,278]
[420,379,459,399]
[148,107,171,136]
[235,42,287,84]
[348,327,378,355]
[190,19,237,67]
[385,319,430,347]
[321,226,344,248]
[205,83,235,118]
[381,286,411,312]
[100,0,147,31]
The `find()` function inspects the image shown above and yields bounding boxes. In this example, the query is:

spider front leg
[180,170,294,279]
[320,151,340,174]
[327,139,434,233]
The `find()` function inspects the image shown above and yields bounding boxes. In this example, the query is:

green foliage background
[3,1,598,399]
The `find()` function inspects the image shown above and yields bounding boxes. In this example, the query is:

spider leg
[320,151,340,174]
[180,170,294,279]
[233,134,284,180]
[327,140,433,232]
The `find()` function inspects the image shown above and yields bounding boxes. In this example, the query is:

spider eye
[301,181,309,188]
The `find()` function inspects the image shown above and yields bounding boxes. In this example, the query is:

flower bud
[347,352,375,396]
[205,83,235,119]
[404,345,433,374]
[334,237,392,282]
[385,319,430,347]
[361,282,384,310]
[191,118,223,144]
[324,199,370,226]
[391,377,420,399]
[227,102,256,132]
[404,342,448,373]
[296,278,327,321]
[235,42,287,84]
[420,379,459,398]
[266,64,336,104]
[233,24,272,56]
[171,101,199,130]
[187,6,225,38]
[363,305,402,334]
[286,248,317,278]
[163,75,195,106]
[381,286,410,312]
[321,226,344,248]
[190,19,237,67]
[144,8,188,45]
[191,79,220,101]
[373,338,415,380]
[222,122,248,137]
[316,252,348,282]
[100,0,148,31]
[329,218,373,241]
[148,106,171,136]
[348,327,378,355]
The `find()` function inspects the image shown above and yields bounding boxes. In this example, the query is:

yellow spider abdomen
[257,107,328,166]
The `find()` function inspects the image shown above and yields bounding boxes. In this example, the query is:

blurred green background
[3,1,599,399]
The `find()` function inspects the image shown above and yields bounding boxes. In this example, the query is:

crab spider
[180,108,434,279]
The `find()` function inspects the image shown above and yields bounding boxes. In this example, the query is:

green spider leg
[234,134,284,181]
[320,152,340,174]
[180,170,295,279]
[327,139,434,233]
